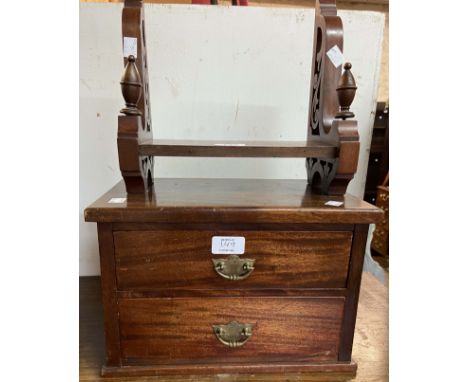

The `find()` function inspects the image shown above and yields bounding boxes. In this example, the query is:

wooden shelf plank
[138,139,337,158]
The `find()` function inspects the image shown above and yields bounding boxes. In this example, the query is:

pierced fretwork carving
[115,0,360,196]
[118,0,153,194]
[306,0,359,195]
[310,29,323,136]
[307,158,337,194]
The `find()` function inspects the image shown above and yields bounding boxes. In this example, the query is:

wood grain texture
[113,0,362,194]
[102,362,356,378]
[111,222,354,231]
[84,179,383,224]
[118,297,344,365]
[339,224,369,361]
[79,272,388,381]
[116,288,347,298]
[96,224,121,366]
[305,0,360,196]
[83,0,384,379]
[114,230,353,289]
[118,0,154,193]
[138,139,337,158]
[117,115,153,193]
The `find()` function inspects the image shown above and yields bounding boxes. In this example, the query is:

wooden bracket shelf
[138,139,338,158]
[117,0,360,196]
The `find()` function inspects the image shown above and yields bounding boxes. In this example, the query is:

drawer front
[119,297,344,365]
[114,230,352,289]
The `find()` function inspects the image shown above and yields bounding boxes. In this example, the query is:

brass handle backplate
[212,255,255,280]
[212,320,253,347]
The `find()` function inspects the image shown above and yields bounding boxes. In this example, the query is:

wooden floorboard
[79,273,388,382]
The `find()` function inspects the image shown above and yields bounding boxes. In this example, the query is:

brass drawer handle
[212,255,255,280]
[212,320,253,348]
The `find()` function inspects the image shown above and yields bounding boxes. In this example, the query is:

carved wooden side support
[118,0,153,194]
[306,0,359,195]
[117,112,153,194]
[308,0,343,138]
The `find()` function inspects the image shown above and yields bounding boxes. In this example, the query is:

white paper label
[123,37,138,58]
[108,197,127,204]
[214,143,246,146]
[326,45,344,68]
[212,236,245,255]
[325,200,344,207]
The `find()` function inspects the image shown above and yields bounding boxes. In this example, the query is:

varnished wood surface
[97,224,121,366]
[138,139,337,158]
[119,297,344,365]
[339,224,368,361]
[117,288,347,298]
[103,361,356,378]
[114,230,352,289]
[80,272,388,381]
[118,0,154,193]
[84,179,383,224]
[112,0,360,195]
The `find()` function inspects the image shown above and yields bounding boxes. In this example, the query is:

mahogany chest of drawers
[84,178,382,379]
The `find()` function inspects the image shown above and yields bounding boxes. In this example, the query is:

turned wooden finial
[336,62,357,120]
[120,55,142,116]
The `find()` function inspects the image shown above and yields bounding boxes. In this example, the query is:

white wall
[79,3,384,276]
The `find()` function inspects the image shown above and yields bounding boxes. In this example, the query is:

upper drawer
[114,230,352,290]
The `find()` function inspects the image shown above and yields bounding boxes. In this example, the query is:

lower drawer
[119,296,344,365]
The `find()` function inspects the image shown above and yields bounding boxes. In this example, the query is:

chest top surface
[85,178,382,224]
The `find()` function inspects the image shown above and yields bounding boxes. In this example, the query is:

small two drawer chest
[84,178,382,379]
